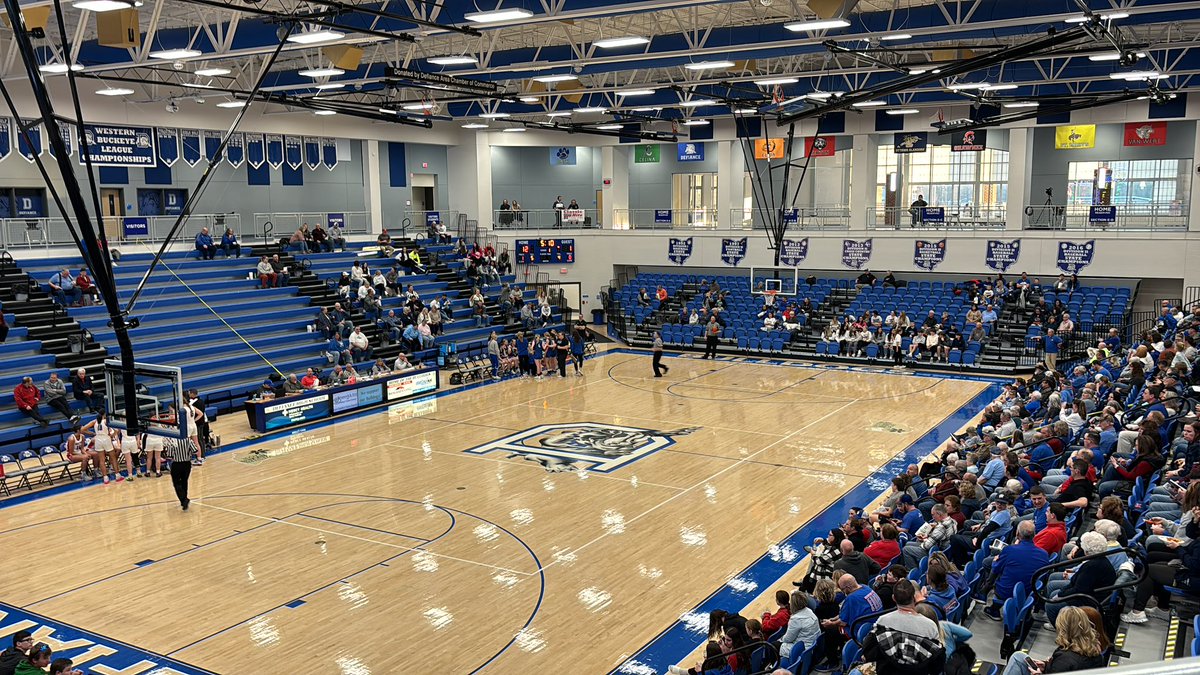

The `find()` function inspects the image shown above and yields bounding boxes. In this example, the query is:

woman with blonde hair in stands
[1001,606,1104,674]
[81,410,120,484]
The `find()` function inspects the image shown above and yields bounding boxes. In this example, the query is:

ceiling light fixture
[286,28,345,44]
[594,124,623,130]
[733,107,758,114]
[378,108,398,114]
[216,100,247,108]
[684,60,735,71]
[616,89,656,96]
[947,82,988,90]
[682,119,709,126]
[149,48,202,60]
[981,84,1018,91]
[531,73,578,83]
[313,83,344,90]
[678,99,716,107]
[908,68,928,75]
[574,106,606,113]
[545,111,572,117]
[631,106,663,112]
[805,91,841,99]
[182,82,215,89]
[428,56,477,66]
[71,0,141,12]
[464,8,534,23]
[95,87,134,96]
[886,108,920,115]
[1110,70,1160,80]
[1066,11,1128,23]
[852,100,886,107]
[313,109,337,115]
[402,102,434,110]
[754,76,799,86]
[1003,102,1039,108]
[480,112,511,118]
[298,67,344,78]
[193,67,230,77]
[462,123,489,129]
[880,33,912,41]
[502,127,527,132]
[519,96,539,102]
[39,63,83,73]
[593,36,649,49]
[784,18,851,32]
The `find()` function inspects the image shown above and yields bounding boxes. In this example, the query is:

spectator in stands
[826,573,883,639]
[1124,503,1200,624]
[1035,502,1069,555]
[349,327,371,360]
[269,255,288,286]
[980,304,998,329]
[195,227,215,260]
[902,504,956,568]
[760,589,791,635]
[909,195,927,225]
[1099,433,1164,498]
[329,222,346,251]
[220,228,241,258]
[11,643,52,675]
[48,268,81,307]
[379,310,402,345]
[311,223,331,253]
[13,376,49,427]
[301,368,320,389]
[49,658,81,675]
[947,489,1014,565]
[833,538,880,586]
[1051,459,1095,509]
[330,303,352,337]
[70,368,101,413]
[861,579,943,673]
[393,353,414,372]
[42,372,79,425]
[0,630,33,674]
[283,374,303,395]
[255,256,276,289]
[1003,606,1105,675]
[920,566,958,619]
[1045,531,1115,625]
[74,268,99,306]
[982,520,1048,620]
[778,589,819,661]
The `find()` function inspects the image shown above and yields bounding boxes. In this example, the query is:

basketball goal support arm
[0,0,143,433]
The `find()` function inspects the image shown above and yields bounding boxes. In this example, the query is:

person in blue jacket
[195,227,215,260]
[220,227,241,258]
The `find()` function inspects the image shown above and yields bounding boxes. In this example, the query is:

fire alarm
[603,178,611,186]
[422,162,428,168]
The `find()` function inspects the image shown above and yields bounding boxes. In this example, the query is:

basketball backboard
[103,359,186,438]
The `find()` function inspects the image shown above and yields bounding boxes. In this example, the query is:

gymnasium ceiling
[8,0,1200,131]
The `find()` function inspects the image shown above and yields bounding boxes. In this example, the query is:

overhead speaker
[322,45,363,71]
[805,0,860,20]
[96,8,140,49]
[555,81,582,103]
[933,48,975,61]
[2,6,50,36]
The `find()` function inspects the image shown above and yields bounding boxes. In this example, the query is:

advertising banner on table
[894,132,928,154]
[985,239,1021,273]
[0,118,11,161]
[156,128,179,166]
[80,124,157,167]
[180,128,201,167]
[1124,121,1167,147]
[284,135,303,170]
[804,136,834,157]
[1055,124,1096,150]
[245,133,265,169]
[17,119,41,162]
[122,216,149,238]
[754,138,785,160]
[303,137,321,170]
[913,239,947,271]
[322,138,338,170]
[386,370,438,401]
[327,213,345,230]
[266,134,284,169]
[47,126,72,158]
[262,394,331,430]
[778,238,809,267]
[202,130,222,162]
[549,146,577,166]
[654,209,672,224]
[720,237,748,266]
[841,239,873,270]
[563,208,585,224]
[1056,240,1095,274]
[677,142,705,162]
[951,129,986,152]
[635,144,660,163]
[1088,205,1117,223]
[668,237,694,265]
[225,132,244,168]
[921,206,945,223]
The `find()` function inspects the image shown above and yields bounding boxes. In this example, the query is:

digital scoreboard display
[516,238,575,265]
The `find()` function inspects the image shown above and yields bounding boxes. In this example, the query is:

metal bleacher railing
[1,214,242,248]
[252,211,372,240]
[867,206,1008,230]
[1023,203,1189,231]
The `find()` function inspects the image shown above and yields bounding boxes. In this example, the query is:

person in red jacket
[760,589,791,634]
[864,523,902,568]
[1035,502,1069,555]
[14,376,48,427]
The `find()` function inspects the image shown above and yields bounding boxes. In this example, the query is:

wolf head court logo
[464,422,699,473]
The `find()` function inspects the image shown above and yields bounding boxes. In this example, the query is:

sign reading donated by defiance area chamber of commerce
[80,124,157,167]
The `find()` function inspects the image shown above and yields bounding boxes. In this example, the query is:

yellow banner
[754,138,786,160]
[1055,124,1096,150]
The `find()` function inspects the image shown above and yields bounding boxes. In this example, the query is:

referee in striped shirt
[164,434,194,510]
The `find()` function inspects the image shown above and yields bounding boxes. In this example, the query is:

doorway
[411,174,437,215]
[100,188,124,240]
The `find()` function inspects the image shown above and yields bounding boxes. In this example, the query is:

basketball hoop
[764,289,777,299]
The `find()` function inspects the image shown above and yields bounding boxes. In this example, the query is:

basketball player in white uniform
[82,411,121,484]
[117,427,141,480]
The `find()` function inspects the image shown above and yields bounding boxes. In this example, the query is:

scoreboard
[516,238,575,264]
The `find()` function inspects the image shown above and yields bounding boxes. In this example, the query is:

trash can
[591,308,605,326]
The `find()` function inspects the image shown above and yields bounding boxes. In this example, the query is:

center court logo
[464,422,698,473]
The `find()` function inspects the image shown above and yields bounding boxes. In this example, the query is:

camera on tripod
[1045,187,1053,197]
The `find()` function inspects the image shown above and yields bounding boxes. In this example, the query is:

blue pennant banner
[245,133,265,169]
[1056,240,1095,274]
[79,124,156,166]
[156,127,178,166]
[266,133,284,169]
[779,238,809,267]
[913,239,946,271]
[47,125,72,158]
[322,137,337,170]
[225,132,244,168]
[841,238,873,270]
[180,128,201,166]
[720,237,747,266]
[203,130,223,162]
[0,117,11,161]
[668,237,693,265]
[284,135,302,170]
[303,136,321,170]
[17,119,41,162]
[985,239,1020,272]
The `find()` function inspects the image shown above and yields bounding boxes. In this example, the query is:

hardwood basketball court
[0,350,998,674]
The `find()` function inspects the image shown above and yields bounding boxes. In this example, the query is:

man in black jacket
[0,630,32,675]
[70,368,101,414]
[833,538,881,585]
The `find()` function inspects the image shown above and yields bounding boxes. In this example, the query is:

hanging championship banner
[951,129,986,152]
[754,138,785,160]
[266,134,284,169]
[779,238,809,267]
[894,132,928,154]
[1054,124,1096,150]
[156,128,179,166]
[202,130,223,162]
[985,239,1021,273]
[284,135,303,169]
[1056,240,1095,274]
[47,126,72,158]
[180,128,201,167]
[841,239,873,270]
[322,138,338,170]
[225,132,245,168]
[245,133,265,169]
[720,237,747,266]
[17,119,42,162]
[668,237,693,265]
[804,136,834,157]
[0,117,11,161]
[1124,121,1166,147]
[303,136,321,170]
[913,239,947,271]
[79,125,157,166]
